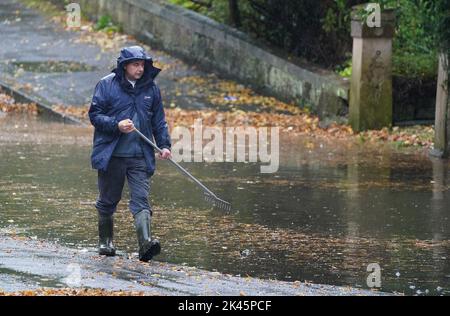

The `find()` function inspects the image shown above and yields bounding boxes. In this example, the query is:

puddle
[0,113,449,295]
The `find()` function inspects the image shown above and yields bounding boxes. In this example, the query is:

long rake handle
[133,128,217,198]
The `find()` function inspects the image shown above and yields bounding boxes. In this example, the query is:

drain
[12,61,97,73]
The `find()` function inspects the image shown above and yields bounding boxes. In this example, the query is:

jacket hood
[113,46,161,92]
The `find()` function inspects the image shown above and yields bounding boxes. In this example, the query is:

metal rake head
[204,193,232,211]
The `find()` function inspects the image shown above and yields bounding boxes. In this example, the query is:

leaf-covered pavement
[0,235,389,296]
[0,92,435,153]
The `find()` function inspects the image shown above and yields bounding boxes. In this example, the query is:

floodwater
[0,113,449,295]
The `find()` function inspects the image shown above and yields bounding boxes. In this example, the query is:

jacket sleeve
[151,85,172,150]
[88,80,119,134]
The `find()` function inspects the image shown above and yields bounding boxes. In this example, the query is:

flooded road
[0,113,449,295]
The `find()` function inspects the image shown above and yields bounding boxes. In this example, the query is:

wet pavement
[0,0,111,106]
[0,235,387,295]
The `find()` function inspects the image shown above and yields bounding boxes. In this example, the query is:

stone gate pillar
[430,53,450,158]
[349,5,396,132]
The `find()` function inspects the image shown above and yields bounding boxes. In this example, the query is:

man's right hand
[118,119,135,133]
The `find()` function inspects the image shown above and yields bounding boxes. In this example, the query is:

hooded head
[114,46,161,92]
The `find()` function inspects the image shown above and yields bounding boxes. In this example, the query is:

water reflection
[0,114,449,295]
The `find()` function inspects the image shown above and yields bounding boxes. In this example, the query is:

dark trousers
[96,157,151,217]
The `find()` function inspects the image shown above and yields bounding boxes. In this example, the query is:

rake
[134,128,232,211]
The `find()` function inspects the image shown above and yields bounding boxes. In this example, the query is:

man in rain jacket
[89,46,171,261]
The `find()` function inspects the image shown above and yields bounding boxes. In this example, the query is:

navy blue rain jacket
[88,46,171,175]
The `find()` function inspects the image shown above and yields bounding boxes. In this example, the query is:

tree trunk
[228,0,241,28]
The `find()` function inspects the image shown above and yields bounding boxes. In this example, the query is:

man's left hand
[157,148,172,160]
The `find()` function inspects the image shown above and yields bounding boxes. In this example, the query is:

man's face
[124,60,145,81]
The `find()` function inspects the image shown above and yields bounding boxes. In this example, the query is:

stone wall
[74,0,350,118]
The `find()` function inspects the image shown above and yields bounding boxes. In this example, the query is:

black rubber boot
[134,209,160,262]
[98,213,116,256]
